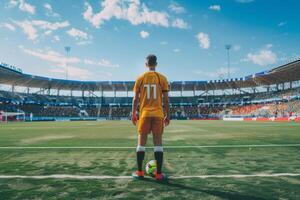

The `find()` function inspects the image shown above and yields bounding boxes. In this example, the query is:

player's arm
[162,91,170,126]
[162,76,170,126]
[131,90,140,126]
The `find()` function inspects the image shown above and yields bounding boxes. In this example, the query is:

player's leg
[152,117,166,180]
[136,133,148,172]
[132,117,151,179]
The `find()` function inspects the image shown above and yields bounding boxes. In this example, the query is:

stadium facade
[0,60,300,121]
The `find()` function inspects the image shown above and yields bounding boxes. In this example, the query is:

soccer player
[131,54,170,181]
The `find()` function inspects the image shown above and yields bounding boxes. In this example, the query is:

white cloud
[83,0,169,29]
[13,20,69,41]
[209,5,221,11]
[140,30,149,38]
[242,45,277,66]
[278,21,287,27]
[77,41,92,46]
[265,44,273,49]
[19,0,35,15]
[13,20,38,40]
[98,59,120,68]
[53,35,60,42]
[172,18,188,29]
[83,2,94,24]
[216,67,238,77]
[236,0,254,3]
[31,20,69,31]
[173,48,180,53]
[168,2,185,14]
[66,66,91,79]
[20,47,119,76]
[246,50,277,66]
[104,72,113,78]
[84,59,95,65]
[196,32,210,49]
[44,30,52,35]
[44,3,52,11]
[84,59,119,68]
[20,46,80,65]
[19,46,91,80]
[49,66,91,80]
[48,68,65,74]
[160,41,167,45]
[7,0,35,14]
[233,45,241,51]
[196,67,239,79]
[1,23,16,31]
[44,3,60,17]
[7,0,18,7]
[67,28,89,40]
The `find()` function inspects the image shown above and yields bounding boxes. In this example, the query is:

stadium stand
[1,59,300,121]
[230,104,264,115]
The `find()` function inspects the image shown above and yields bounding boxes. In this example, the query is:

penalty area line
[0,173,300,180]
[0,144,300,149]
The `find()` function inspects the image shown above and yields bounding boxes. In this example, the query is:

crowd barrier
[224,117,300,122]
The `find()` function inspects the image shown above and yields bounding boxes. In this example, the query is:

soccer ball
[146,160,157,176]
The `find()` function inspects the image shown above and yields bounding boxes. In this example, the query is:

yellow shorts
[138,117,164,135]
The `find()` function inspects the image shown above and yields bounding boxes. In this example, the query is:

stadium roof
[1,60,300,92]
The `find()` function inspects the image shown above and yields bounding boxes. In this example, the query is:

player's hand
[131,114,138,126]
[164,116,170,127]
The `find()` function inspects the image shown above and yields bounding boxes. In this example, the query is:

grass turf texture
[0,120,299,200]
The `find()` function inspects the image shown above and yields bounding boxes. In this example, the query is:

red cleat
[132,170,144,179]
[155,173,168,181]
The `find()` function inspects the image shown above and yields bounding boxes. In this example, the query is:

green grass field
[0,120,299,200]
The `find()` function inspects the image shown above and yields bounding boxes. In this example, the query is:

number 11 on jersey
[144,84,157,100]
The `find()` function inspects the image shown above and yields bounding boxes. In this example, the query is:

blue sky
[0,0,299,81]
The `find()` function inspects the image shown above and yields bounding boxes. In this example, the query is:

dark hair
[146,54,157,66]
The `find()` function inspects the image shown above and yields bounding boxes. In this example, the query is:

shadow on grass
[140,178,267,200]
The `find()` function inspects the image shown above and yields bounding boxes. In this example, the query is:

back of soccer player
[131,54,170,181]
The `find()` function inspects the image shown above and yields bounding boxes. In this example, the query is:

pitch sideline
[0,143,300,149]
[0,173,299,180]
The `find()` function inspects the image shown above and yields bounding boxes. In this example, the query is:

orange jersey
[133,71,169,119]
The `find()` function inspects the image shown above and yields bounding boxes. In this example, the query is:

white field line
[0,173,299,180]
[0,144,300,149]
[171,173,300,179]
